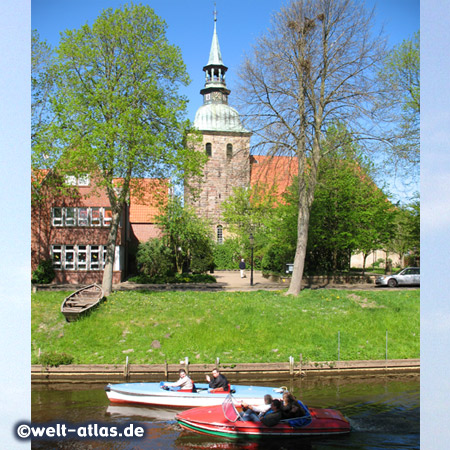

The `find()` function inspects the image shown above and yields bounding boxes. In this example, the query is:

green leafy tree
[259,127,396,275]
[157,197,214,274]
[32,5,205,294]
[389,196,420,266]
[221,183,279,268]
[32,30,54,148]
[377,31,420,180]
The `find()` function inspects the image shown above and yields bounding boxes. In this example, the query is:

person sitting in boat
[280,391,301,418]
[162,369,193,391]
[206,368,229,391]
[260,399,282,427]
[240,394,273,422]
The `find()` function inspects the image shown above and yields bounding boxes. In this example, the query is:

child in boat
[162,369,193,391]
[240,394,273,421]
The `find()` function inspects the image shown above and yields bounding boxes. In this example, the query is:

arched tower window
[226,143,233,160]
[205,143,212,157]
[216,225,223,244]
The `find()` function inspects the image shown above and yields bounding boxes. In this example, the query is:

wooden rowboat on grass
[61,284,105,322]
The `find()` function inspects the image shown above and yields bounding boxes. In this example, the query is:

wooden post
[289,356,294,375]
[385,330,388,366]
[338,331,341,361]
[124,356,129,379]
[184,356,189,375]
[164,360,168,380]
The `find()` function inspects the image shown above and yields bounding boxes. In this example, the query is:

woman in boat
[206,368,229,390]
[281,391,307,418]
[240,394,273,422]
[163,369,193,391]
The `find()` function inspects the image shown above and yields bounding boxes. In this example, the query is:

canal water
[31,374,419,449]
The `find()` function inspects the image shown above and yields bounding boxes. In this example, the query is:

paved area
[36,271,415,292]
[211,270,289,291]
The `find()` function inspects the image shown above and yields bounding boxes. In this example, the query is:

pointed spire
[207,5,224,66]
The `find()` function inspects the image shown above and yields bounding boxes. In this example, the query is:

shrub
[190,239,214,274]
[261,243,294,276]
[39,351,74,367]
[136,238,174,279]
[213,238,242,270]
[31,259,55,284]
[174,273,216,283]
[127,272,216,284]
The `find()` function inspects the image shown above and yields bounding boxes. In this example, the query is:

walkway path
[211,270,289,291]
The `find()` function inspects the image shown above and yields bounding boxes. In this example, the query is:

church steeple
[193,8,249,133]
[207,9,223,66]
[200,10,230,105]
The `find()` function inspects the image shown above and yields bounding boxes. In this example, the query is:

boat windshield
[222,394,241,422]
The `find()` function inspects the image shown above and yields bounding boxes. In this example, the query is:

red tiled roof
[250,155,298,199]
[128,179,168,223]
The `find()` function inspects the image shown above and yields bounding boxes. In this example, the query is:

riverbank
[32,358,420,384]
[32,288,419,366]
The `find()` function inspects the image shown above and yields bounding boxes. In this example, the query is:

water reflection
[31,374,419,449]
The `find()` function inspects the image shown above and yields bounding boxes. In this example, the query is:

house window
[90,245,100,270]
[77,174,90,186]
[51,207,113,227]
[65,208,76,226]
[64,174,90,186]
[77,245,87,270]
[91,207,101,226]
[78,207,89,226]
[52,208,63,226]
[227,144,233,160]
[103,208,113,226]
[205,143,212,157]
[65,245,75,270]
[51,244,108,271]
[64,175,77,186]
[52,246,62,269]
[217,225,223,244]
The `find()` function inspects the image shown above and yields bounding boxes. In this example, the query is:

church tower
[185,12,252,243]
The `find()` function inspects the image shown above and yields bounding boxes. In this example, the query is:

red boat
[176,395,350,439]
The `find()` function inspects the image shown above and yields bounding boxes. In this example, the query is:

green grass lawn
[31,289,419,365]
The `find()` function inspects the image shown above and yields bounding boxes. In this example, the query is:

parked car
[375,267,420,287]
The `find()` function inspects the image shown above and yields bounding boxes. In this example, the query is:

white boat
[105,382,285,408]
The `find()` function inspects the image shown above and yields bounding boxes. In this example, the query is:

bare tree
[237,0,387,295]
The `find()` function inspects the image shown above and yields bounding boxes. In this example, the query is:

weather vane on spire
[213,3,217,22]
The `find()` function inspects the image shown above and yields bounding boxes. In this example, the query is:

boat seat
[209,384,231,393]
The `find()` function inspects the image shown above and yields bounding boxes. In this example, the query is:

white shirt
[166,375,193,390]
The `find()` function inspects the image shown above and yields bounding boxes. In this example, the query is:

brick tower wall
[185,130,251,239]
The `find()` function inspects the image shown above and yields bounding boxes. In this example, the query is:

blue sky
[31,0,419,123]
[3,0,449,448]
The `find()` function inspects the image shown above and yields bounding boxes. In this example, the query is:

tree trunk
[102,209,122,296]
[286,200,311,296]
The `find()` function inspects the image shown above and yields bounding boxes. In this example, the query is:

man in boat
[260,399,282,427]
[240,398,282,426]
[206,368,229,390]
[240,394,273,422]
[162,369,194,391]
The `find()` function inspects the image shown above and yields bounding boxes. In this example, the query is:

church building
[185,15,253,244]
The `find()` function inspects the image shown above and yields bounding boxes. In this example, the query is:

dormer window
[64,174,90,186]
[206,143,212,157]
